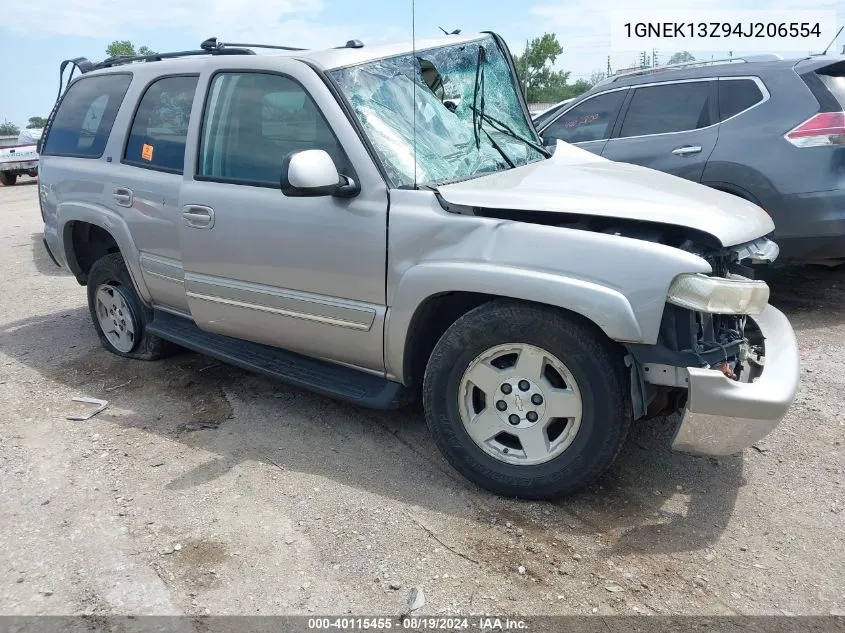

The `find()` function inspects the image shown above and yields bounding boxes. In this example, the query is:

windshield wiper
[470,106,552,158]
[482,130,515,168]
[470,45,516,167]
[471,46,486,150]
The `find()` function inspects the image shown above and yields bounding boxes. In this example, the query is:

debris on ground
[404,587,425,615]
[184,421,219,431]
[105,378,134,392]
[66,397,108,421]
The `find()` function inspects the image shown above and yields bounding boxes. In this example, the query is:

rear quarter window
[819,74,845,109]
[718,79,764,120]
[42,74,132,158]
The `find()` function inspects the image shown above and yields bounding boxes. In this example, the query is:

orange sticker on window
[141,144,154,161]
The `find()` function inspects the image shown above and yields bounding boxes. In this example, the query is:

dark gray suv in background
[534,55,845,264]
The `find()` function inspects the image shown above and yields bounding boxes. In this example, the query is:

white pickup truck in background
[0,128,41,186]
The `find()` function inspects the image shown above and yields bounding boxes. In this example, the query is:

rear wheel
[87,252,171,360]
[0,172,17,186]
[423,300,631,499]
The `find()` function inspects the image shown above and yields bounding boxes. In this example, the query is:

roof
[591,54,845,92]
[83,32,491,79]
[607,57,797,87]
[303,32,489,69]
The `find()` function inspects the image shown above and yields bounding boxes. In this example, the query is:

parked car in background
[0,128,41,185]
[38,33,798,500]
[534,55,845,264]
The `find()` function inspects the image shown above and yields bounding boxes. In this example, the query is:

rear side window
[718,79,764,120]
[619,81,712,137]
[198,72,348,187]
[42,74,131,158]
[124,75,199,173]
[542,91,626,143]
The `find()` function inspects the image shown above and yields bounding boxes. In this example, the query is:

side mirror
[281,149,358,198]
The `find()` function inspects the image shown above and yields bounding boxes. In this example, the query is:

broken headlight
[667,273,769,315]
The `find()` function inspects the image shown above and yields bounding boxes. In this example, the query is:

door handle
[672,145,702,156]
[113,187,133,207]
[182,205,215,229]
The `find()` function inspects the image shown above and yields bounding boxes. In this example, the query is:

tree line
[0,41,157,137]
[513,34,696,103]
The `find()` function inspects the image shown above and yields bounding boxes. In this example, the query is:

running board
[147,310,411,409]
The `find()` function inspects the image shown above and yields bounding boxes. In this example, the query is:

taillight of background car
[785,111,845,147]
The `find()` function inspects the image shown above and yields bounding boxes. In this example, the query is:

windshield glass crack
[330,35,545,187]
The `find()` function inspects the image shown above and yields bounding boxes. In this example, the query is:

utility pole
[520,39,529,97]
[652,48,659,67]
[607,55,612,76]
[640,50,649,68]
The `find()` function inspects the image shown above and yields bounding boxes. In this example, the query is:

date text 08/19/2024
[307,616,528,630]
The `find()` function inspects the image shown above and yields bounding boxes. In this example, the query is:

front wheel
[423,300,631,500]
[0,172,17,186]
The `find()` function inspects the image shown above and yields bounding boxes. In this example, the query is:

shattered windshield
[330,35,545,187]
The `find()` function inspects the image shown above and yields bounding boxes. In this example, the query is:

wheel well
[708,183,762,207]
[402,292,619,389]
[66,222,120,285]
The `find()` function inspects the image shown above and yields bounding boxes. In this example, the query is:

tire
[423,300,631,500]
[0,172,17,186]
[87,252,171,360]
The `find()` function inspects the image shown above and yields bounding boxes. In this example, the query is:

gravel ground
[1,177,843,617]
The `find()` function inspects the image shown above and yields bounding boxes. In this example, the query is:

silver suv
[38,32,799,499]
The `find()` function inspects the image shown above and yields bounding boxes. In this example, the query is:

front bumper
[672,305,799,456]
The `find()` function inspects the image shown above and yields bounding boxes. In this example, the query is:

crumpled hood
[437,141,774,247]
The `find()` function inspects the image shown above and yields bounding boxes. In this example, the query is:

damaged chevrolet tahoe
[38,32,800,499]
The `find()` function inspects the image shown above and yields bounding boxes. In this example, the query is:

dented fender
[384,261,644,381]
[384,189,714,384]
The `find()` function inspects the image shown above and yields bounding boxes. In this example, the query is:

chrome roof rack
[82,36,366,74]
[601,53,784,84]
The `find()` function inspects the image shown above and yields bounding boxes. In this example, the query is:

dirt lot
[1,177,843,617]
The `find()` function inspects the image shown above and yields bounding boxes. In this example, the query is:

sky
[1,0,843,128]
